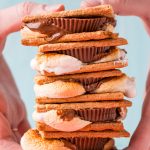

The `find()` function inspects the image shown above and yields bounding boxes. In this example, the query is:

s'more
[21,5,136,150]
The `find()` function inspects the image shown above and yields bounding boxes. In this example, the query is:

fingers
[142,18,150,40]
[0,139,22,150]
[0,38,6,53]
[18,118,30,137]
[145,68,150,96]
[127,119,150,150]
[0,113,12,139]
[0,2,65,36]
[81,0,149,17]
[128,87,150,150]
[81,0,100,7]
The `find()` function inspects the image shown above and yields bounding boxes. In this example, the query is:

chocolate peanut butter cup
[25,17,116,41]
[62,76,113,93]
[55,107,121,122]
[76,108,117,122]
[51,17,116,33]
[72,76,106,92]
[56,46,111,63]
[64,137,111,150]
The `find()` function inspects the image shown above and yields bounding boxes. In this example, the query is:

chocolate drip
[69,77,103,93]
[25,17,116,41]
[57,109,76,121]
[56,47,111,63]
[25,20,69,41]
[76,78,102,93]
[64,137,110,150]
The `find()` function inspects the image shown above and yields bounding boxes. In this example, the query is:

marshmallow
[33,110,91,132]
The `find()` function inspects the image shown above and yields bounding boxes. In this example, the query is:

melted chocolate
[68,77,103,93]
[25,20,68,41]
[56,108,119,122]
[57,109,76,121]
[25,17,116,41]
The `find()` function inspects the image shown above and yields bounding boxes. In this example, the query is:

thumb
[81,0,148,17]
[0,2,65,37]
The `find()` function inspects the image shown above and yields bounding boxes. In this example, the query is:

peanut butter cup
[64,137,111,150]
[25,17,116,41]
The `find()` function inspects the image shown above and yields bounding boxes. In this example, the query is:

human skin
[81,1,150,150]
[0,2,64,149]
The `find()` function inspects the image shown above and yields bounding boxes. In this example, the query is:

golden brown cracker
[36,100,132,112]
[39,130,130,139]
[36,92,124,104]
[22,31,118,46]
[36,122,124,132]
[42,60,128,76]
[23,5,114,23]
[34,70,123,85]
[39,38,128,52]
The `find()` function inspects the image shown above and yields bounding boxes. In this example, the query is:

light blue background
[1,0,150,149]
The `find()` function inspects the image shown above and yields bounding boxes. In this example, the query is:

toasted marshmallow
[117,107,127,121]
[93,74,136,98]
[105,24,114,32]
[21,130,75,150]
[31,48,127,75]
[96,48,126,63]
[34,75,135,98]
[31,53,82,75]
[34,80,86,98]
[33,110,91,132]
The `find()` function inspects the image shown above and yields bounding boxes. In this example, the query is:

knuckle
[19,2,35,16]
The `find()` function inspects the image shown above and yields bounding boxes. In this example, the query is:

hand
[81,0,150,35]
[0,2,64,150]
[81,1,150,150]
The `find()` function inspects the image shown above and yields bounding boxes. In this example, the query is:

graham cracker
[36,92,124,104]
[39,38,128,52]
[41,60,128,76]
[39,130,130,139]
[36,100,132,112]
[34,70,123,85]
[36,122,124,132]
[23,5,114,23]
[21,31,118,46]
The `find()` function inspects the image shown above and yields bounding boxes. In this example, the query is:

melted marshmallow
[31,49,127,75]
[31,54,82,75]
[94,75,136,98]
[33,110,91,132]
[34,80,85,98]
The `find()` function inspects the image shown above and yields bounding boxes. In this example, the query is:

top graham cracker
[23,5,114,23]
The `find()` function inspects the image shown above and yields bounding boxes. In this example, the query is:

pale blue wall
[1,0,150,149]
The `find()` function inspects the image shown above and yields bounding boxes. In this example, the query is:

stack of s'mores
[21,5,136,150]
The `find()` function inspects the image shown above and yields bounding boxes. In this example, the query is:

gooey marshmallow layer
[33,110,91,132]
[31,49,127,75]
[31,53,82,75]
[34,80,85,98]
[34,75,136,99]
[93,75,136,98]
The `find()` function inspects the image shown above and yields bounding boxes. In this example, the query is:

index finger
[0,2,65,36]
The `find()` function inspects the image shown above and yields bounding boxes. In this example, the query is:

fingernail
[45,4,65,12]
